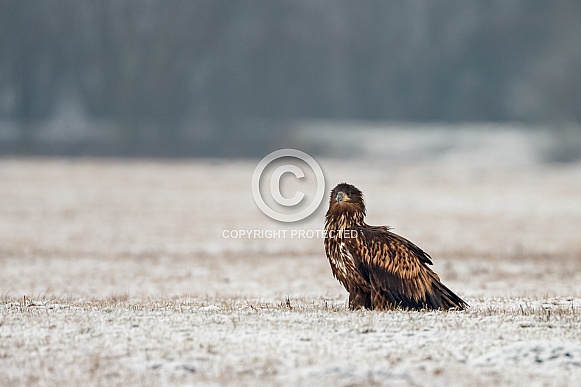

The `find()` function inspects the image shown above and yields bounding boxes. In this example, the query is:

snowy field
[1,130,581,386]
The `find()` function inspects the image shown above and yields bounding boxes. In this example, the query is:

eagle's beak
[336,192,344,203]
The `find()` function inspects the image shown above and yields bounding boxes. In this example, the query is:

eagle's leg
[349,289,372,310]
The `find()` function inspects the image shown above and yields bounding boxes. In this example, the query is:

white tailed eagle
[324,183,467,311]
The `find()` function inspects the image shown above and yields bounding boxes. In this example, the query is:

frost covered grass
[1,153,581,386]
[2,296,581,386]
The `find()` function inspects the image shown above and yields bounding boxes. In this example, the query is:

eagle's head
[326,183,366,219]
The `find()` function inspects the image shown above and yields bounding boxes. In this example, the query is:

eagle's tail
[425,270,469,310]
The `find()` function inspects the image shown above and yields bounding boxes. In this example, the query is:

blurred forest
[0,0,580,157]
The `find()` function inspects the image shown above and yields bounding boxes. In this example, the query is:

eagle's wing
[344,226,466,310]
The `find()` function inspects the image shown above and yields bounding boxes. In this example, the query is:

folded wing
[345,227,467,310]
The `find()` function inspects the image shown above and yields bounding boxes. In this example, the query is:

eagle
[324,183,467,311]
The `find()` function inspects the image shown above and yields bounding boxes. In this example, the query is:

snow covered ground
[2,297,580,386]
[1,130,581,385]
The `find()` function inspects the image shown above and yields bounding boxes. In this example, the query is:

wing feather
[345,226,466,310]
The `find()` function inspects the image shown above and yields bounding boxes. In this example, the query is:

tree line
[1,1,580,156]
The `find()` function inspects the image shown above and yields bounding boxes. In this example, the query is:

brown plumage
[324,183,468,311]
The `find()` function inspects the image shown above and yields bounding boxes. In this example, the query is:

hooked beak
[336,192,344,203]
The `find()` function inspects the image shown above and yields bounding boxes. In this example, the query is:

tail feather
[373,269,468,311]
[428,273,468,310]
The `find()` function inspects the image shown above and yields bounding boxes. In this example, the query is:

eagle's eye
[336,192,344,203]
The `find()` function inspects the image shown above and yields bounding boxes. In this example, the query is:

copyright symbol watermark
[252,149,325,222]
